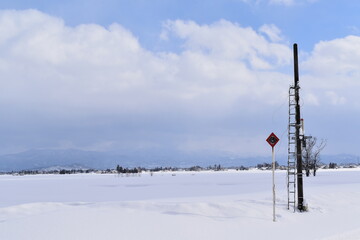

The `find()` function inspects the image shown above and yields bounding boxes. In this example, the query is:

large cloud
[0,11,291,115]
[298,36,360,155]
[301,36,360,109]
[0,9,357,156]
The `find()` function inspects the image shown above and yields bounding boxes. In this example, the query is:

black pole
[293,43,304,211]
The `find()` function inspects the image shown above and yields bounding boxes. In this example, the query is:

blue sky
[0,0,360,158]
[1,0,360,51]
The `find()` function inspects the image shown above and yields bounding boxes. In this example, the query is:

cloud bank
[0,9,359,156]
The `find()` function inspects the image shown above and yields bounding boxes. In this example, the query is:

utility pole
[293,43,304,211]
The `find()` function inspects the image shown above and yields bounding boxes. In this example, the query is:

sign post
[266,132,280,222]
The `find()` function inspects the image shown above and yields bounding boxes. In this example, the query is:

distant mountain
[0,149,273,172]
[0,149,117,171]
[0,149,358,172]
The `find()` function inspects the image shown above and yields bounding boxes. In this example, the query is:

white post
[266,132,279,221]
[272,146,276,222]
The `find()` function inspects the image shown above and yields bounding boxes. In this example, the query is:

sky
[0,0,360,158]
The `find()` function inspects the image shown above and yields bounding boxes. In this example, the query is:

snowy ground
[1,169,360,240]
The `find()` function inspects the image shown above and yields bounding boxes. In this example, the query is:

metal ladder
[287,85,297,212]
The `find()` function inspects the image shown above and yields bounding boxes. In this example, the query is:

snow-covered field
[1,169,360,240]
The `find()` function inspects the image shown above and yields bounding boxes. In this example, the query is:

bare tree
[302,137,327,177]
[312,138,327,176]
[302,137,316,177]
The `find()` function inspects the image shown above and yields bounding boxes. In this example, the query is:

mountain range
[0,149,358,172]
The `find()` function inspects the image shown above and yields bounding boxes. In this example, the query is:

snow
[1,169,360,240]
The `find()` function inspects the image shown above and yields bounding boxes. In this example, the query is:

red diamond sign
[266,132,279,148]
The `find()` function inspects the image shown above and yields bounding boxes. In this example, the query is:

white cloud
[5,9,358,156]
[0,10,155,113]
[0,10,296,154]
[259,24,284,42]
[301,35,360,109]
[0,12,293,116]
[163,20,291,68]
[303,36,360,79]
